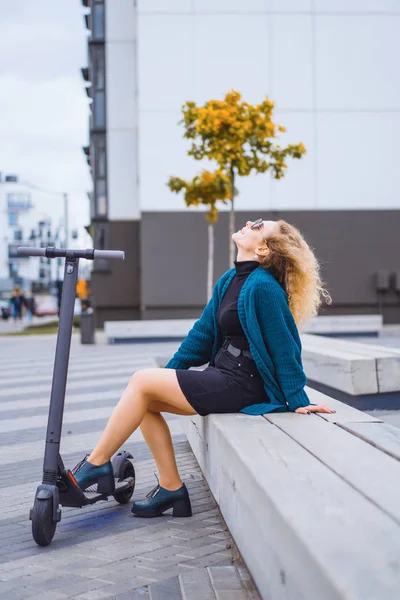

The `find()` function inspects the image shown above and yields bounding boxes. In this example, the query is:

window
[93,133,107,217]
[96,179,107,216]
[93,91,105,128]
[92,1,105,40]
[91,45,106,129]
[9,263,19,278]
[87,190,95,220]
[93,48,105,91]
[7,192,31,209]
[98,146,106,177]
[13,229,23,241]
[8,211,18,226]
[94,135,106,178]
[8,245,20,259]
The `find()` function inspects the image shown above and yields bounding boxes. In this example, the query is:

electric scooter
[17,246,136,547]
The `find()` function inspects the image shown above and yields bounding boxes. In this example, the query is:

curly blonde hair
[260,220,332,328]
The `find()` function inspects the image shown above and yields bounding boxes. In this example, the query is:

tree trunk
[229,166,236,266]
[207,222,214,302]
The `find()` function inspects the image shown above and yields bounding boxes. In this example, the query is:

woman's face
[232,220,279,251]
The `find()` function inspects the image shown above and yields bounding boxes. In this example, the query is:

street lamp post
[63,192,69,249]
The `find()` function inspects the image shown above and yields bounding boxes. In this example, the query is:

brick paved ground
[0,334,260,599]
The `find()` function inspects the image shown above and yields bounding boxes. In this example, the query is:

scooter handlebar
[17,247,46,257]
[93,250,125,260]
[17,247,125,260]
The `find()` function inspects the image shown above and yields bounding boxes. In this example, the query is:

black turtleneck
[217,260,260,350]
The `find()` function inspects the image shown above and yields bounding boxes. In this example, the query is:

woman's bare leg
[88,369,196,467]
[139,410,182,491]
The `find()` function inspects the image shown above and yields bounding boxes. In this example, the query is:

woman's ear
[255,246,270,258]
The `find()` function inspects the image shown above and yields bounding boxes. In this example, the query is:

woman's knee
[128,369,158,399]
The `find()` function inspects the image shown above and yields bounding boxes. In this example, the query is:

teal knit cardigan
[165,266,311,414]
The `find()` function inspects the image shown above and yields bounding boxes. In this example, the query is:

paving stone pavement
[0,334,260,600]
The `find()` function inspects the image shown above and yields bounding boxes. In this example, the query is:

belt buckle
[228,344,241,358]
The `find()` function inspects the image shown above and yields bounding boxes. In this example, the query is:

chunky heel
[131,479,192,518]
[172,497,192,518]
[97,474,115,494]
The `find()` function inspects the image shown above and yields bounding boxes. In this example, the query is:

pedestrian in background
[10,285,25,322]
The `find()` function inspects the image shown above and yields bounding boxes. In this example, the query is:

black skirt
[176,346,270,416]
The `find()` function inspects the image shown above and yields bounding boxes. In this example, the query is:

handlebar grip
[18,247,46,257]
[93,250,125,260]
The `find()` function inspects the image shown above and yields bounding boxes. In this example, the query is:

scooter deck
[58,471,135,507]
[82,478,134,500]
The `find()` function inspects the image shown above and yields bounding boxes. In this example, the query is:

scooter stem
[42,255,79,483]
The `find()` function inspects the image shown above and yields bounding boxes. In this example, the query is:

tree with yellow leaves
[168,170,232,301]
[181,90,306,265]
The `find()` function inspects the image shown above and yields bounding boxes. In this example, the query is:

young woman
[74,218,334,518]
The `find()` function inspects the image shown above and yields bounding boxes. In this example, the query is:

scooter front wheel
[113,459,135,504]
[31,498,57,546]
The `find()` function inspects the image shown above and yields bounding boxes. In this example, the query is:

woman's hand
[294,405,336,415]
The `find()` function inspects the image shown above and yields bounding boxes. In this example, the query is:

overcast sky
[0,0,91,236]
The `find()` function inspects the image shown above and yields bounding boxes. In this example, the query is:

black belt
[223,340,254,360]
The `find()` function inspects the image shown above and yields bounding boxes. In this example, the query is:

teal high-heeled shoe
[72,455,115,494]
[131,475,192,518]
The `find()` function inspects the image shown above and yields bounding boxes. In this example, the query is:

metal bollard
[80,306,95,344]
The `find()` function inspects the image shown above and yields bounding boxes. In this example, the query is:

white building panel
[193,0,266,11]
[232,172,271,214]
[139,112,199,211]
[106,0,136,41]
[269,0,312,12]
[315,0,400,13]
[269,14,313,110]
[131,4,400,212]
[317,112,400,209]
[193,15,268,105]
[138,0,193,12]
[316,15,400,110]
[106,42,137,130]
[269,112,315,210]
[138,15,195,112]
[107,130,140,219]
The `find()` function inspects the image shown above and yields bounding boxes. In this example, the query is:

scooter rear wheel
[31,498,57,546]
[113,459,135,504]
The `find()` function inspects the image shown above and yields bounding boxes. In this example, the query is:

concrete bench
[104,315,382,343]
[301,334,400,409]
[185,388,400,600]
[303,314,383,337]
[104,319,196,344]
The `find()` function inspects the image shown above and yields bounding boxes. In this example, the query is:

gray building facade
[87,209,400,325]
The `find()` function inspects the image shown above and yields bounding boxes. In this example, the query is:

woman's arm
[165,294,216,370]
[165,269,234,371]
